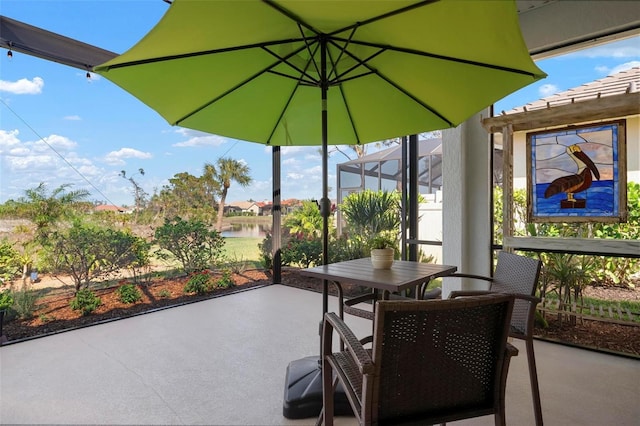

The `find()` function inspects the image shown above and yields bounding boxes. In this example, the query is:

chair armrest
[323,312,374,374]
[509,293,541,305]
[449,290,492,299]
[447,273,493,282]
[505,342,519,358]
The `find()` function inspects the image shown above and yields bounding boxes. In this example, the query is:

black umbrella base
[283,355,354,419]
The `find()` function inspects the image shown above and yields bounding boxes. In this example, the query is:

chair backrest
[368,294,514,424]
[492,251,542,335]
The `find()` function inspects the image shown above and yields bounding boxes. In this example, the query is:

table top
[300,257,457,293]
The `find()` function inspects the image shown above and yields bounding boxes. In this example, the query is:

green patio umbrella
[94,0,545,418]
[95,0,544,147]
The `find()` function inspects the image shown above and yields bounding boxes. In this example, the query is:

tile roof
[508,66,639,114]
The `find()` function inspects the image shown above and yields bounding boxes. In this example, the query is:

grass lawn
[223,237,263,267]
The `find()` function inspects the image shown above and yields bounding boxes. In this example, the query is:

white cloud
[104,147,153,166]
[172,133,226,147]
[0,129,21,153]
[280,146,306,155]
[64,115,81,121]
[607,61,640,75]
[539,83,559,97]
[0,131,125,204]
[0,77,44,94]
[565,37,640,59]
[592,60,640,77]
[286,172,304,179]
[37,134,77,151]
[282,157,298,165]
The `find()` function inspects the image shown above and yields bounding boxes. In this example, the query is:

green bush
[0,240,21,283]
[47,220,144,292]
[0,290,14,310]
[281,234,322,268]
[258,232,273,269]
[184,270,212,294]
[154,217,225,273]
[70,288,101,316]
[9,287,38,320]
[116,283,142,304]
[215,270,235,289]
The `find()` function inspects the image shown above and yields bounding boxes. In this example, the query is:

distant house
[256,201,272,216]
[226,201,260,215]
[94,204,125,213]
[223,205,242,214]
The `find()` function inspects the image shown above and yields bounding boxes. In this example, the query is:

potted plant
[369,235,396,270]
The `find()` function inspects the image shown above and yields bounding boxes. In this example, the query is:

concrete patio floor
[1,284,638,425]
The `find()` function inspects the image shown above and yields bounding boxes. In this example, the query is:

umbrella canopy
[94,0,545,147]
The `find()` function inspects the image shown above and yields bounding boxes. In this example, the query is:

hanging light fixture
[7,42,13,59]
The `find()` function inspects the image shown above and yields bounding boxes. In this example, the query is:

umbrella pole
[320,36,329,329]
[283,37,352,420]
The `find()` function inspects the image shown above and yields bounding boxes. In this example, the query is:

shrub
[216,270,235,289]
[0,241,21,283]
[117,283,142,304]
[9,287,38,320]
[258,232,273,269]
[184,270,212,294]
[154,217,225,273]
[70,289,101,316]
[0,290,14,310]
[158,289,171,298]
[226,253,250,274]
[281,233,322,268]
[46,221,143,292]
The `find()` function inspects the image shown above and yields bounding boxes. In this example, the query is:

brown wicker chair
[447,251,543,426]
[317,294,517,426]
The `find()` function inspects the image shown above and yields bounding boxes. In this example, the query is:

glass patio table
[283,257,457,419]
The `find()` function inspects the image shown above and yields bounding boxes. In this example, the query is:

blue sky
[1,1,638,207]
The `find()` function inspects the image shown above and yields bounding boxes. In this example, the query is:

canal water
[221,223,270,238]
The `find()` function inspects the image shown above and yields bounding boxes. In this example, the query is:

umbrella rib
[297,22,322,83]
[327,39,385,85]
[338,38,540,78]
[336,82,362,145]
[326,25,359,83]
[326,0,439,37]
[262,42,321,86]
[263,0,322,38]
[325,40,453,126]
[264,42,320,145]
[97,38,309,70]
[173,44,314,126]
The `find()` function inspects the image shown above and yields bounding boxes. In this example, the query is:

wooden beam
[483,92,640,133]
[504,236,640,258]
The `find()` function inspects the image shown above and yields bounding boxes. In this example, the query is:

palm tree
[203,158,252,232]
[20,183,90,240]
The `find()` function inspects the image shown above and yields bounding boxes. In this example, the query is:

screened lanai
[337,138,443,199]
[336,138,443,234]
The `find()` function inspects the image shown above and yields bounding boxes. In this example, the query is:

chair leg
[321,357,334,426]
[526,338,543,426]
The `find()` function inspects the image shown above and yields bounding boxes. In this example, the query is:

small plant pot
[370,248,394,270]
